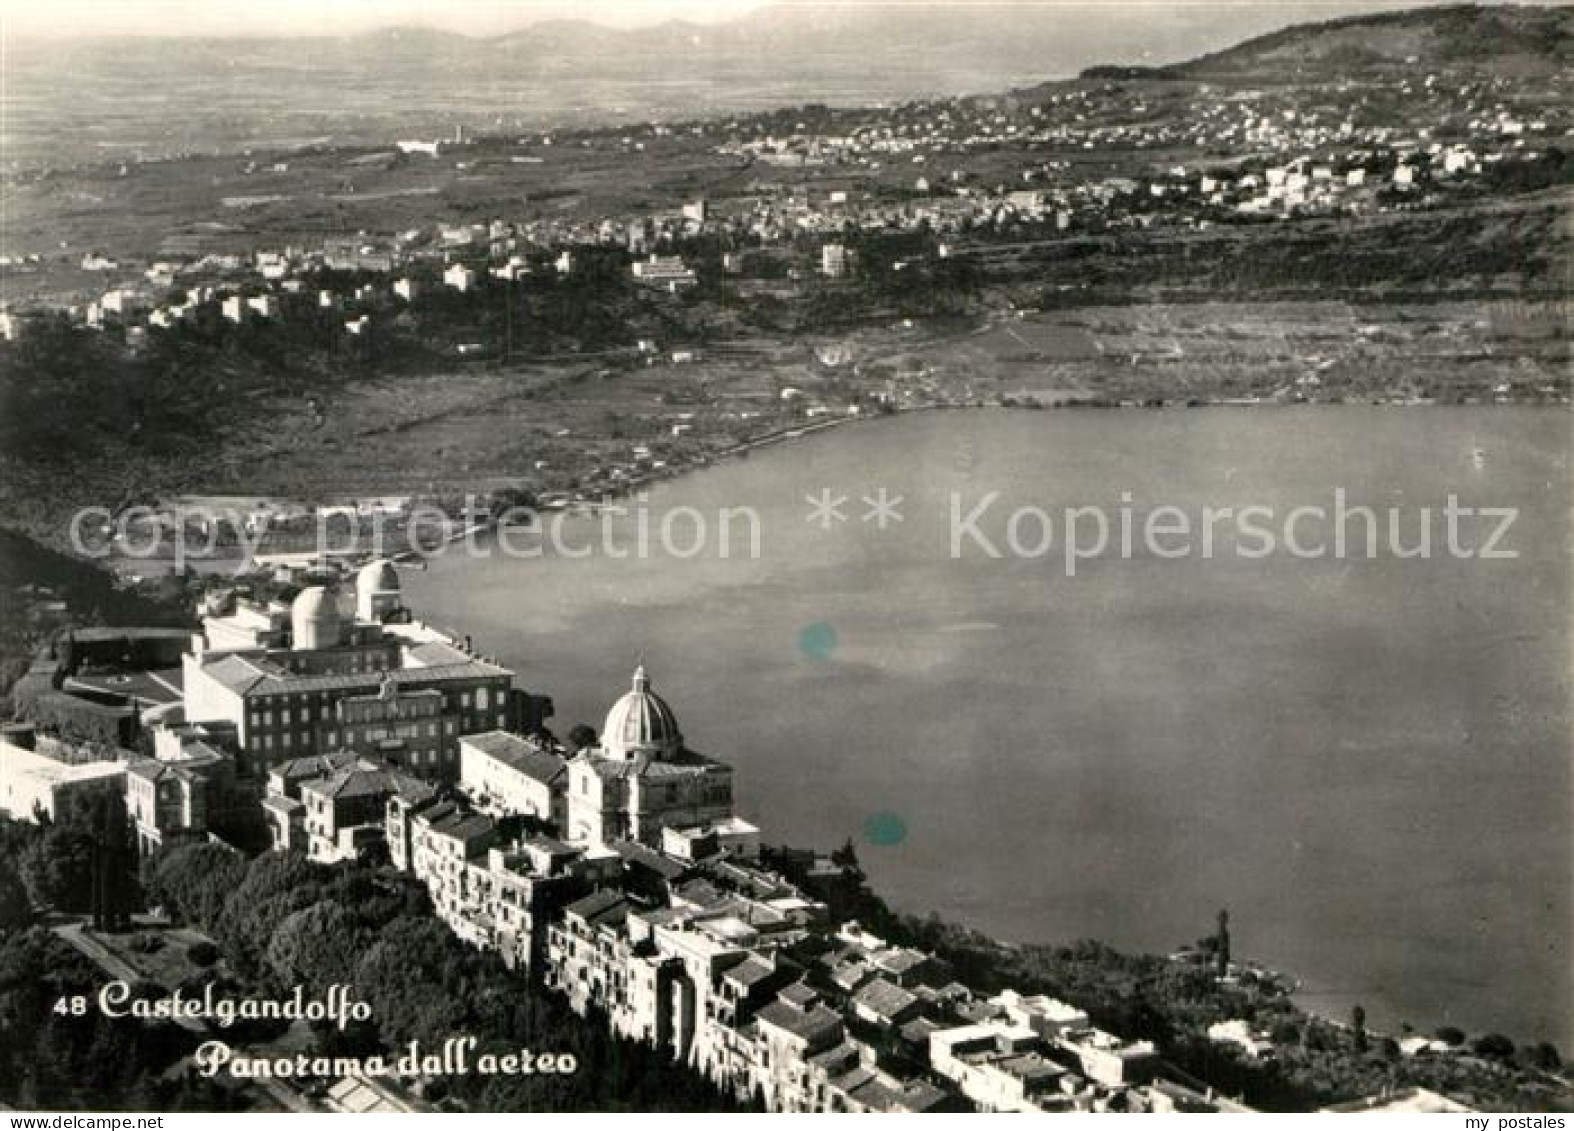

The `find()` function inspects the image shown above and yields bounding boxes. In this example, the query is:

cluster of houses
[2,61,1562,347]
[246,671,1242,1112]
[719,68,1556,181]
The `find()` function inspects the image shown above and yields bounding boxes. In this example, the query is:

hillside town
[0,563,1554,1112]
[1,55,1567,349]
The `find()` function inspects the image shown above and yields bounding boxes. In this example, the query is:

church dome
[601,665,682,761]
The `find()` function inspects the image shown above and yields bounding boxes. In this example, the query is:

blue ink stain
[863,811,908,847]
[798,621,838,662]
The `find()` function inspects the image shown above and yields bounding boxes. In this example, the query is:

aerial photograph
[0,0,1569,1116]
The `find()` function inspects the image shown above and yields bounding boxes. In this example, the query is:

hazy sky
[3,0,763,38]
[0,0,1541,39]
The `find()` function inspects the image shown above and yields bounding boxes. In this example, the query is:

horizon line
[2,0,1562,42]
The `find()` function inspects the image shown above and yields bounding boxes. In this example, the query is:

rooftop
[777,981,821,1010]
[847,1074,949,1114]
[125,757,198,784]
[424,809,496,846]
[757,998,843,1045]
[852,977,920,1021]
[720,952,778,990]
[613,839,693,881]
[0,739,126,788]
[462,730,566,786]
[261,794,304,816]
[405,639,474,667]
[197,650,510,698]
[996,1052,1067,1085]
[872,946,929,977]
[270,750,362,782]
[565,888,630,929]
[523,833,577,857]
[63,667,184,707]
[303,765,435,805]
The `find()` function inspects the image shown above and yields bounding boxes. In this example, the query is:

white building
[1057,1028,1159,1087]
[930,1021,1077,1112]
[1208,1019,1275,1060]
[631,255,697,291]
[0,737,126,822]
[459,730,565,824]
[101,290,146,318]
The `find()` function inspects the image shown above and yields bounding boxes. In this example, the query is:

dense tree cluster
[0,926,225,1110]
[1,794,137,918]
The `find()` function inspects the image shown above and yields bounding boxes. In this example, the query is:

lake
[406,406,1572,1047]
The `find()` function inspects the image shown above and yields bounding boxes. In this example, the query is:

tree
[830,837,861,871]
[1352,1004,1368,1054]
[1301,1021,1332,1052]
[266,900,366,997]
[566,724,597,752]
[146,842,246,932]
[354,915,473,1050]
[1435,1025,1466,1047]
[1473,1032,1515,1061]
[0,858,33,931]
[0,927,201,1110]
[1523,1042,1561,1071]
[1215,908,1231,978]
[1270,1018,1302,1045]
[19,825,94,912]
[90,791,135,932]
[217,852,328,978]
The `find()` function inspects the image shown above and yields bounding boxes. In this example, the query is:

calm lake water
[407,407,1572,1046]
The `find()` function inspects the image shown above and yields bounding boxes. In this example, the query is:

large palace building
[181,561,520,780]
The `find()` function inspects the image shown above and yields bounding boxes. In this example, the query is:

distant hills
[17,2,1569,88]
[4,3,1568,169]
[1156,3,1573,80]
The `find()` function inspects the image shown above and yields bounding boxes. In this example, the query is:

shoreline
[80,395,1570,579]
[521,395,1567,517]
